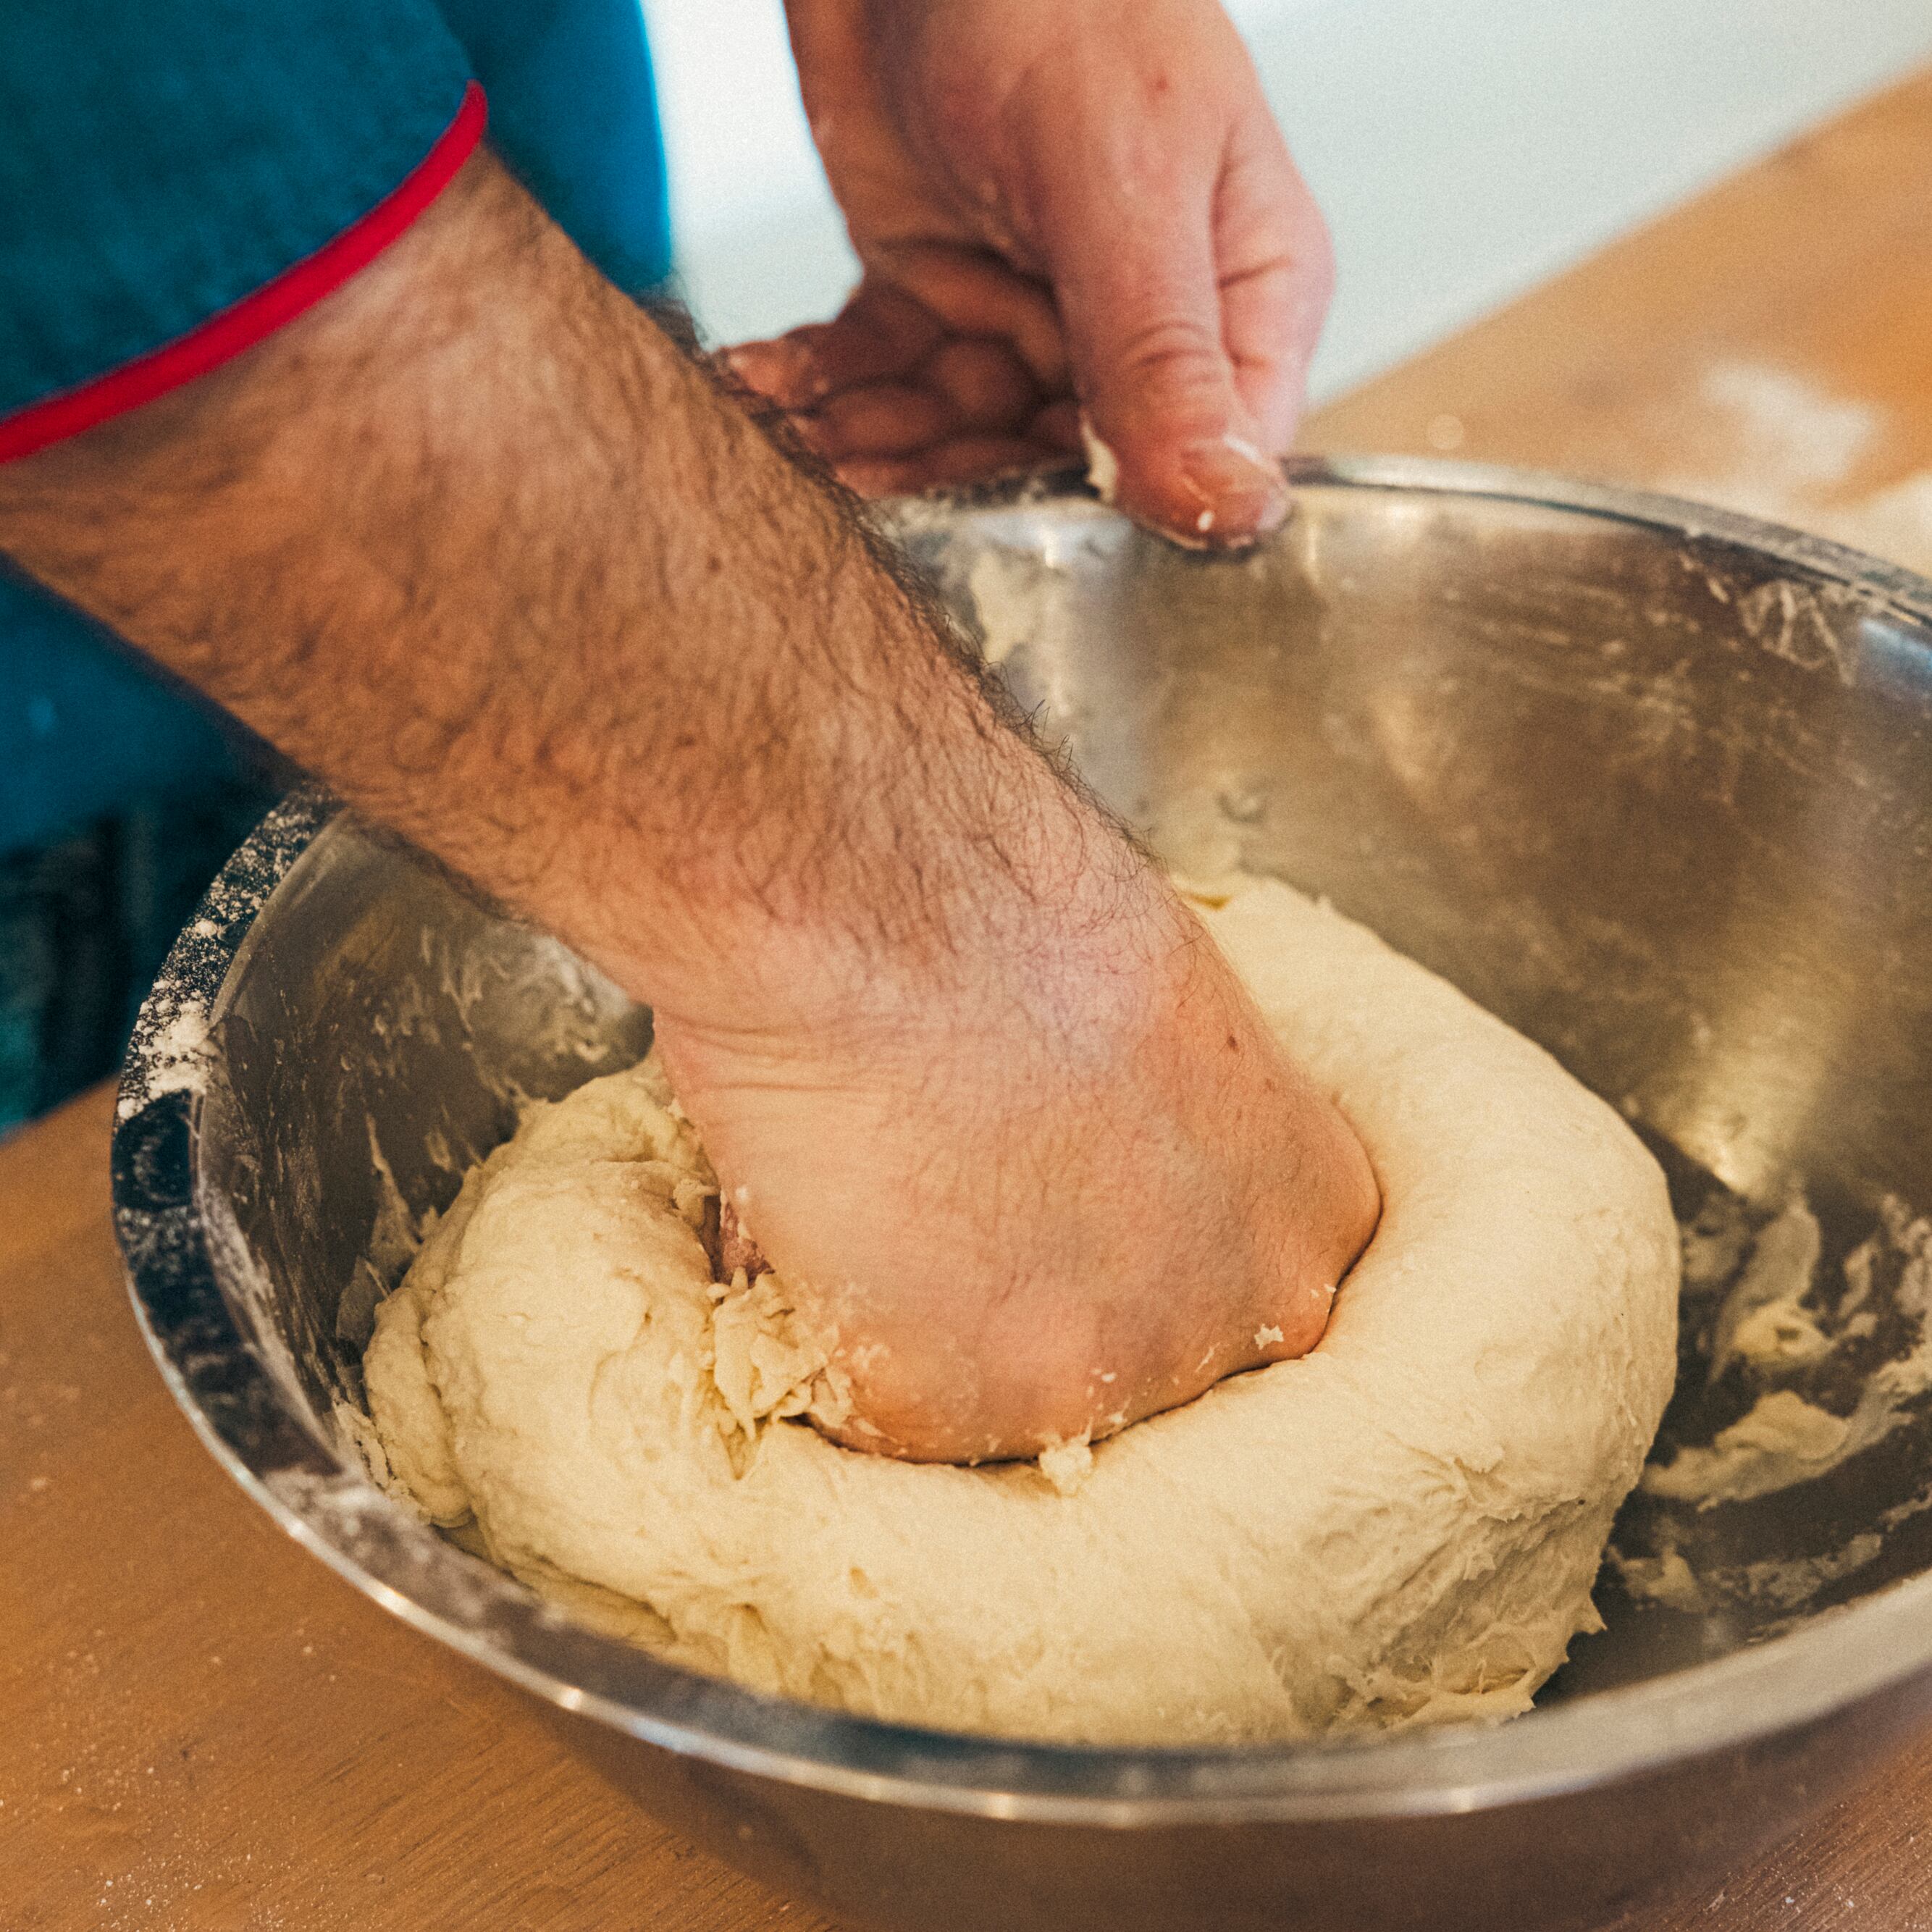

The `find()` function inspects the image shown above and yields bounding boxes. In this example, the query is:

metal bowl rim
[112,455,1932,1826]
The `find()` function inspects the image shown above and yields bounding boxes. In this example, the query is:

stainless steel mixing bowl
[114,457,1932,1931]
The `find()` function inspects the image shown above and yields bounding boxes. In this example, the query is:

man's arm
[0,148,1377,1460]
[0,151,1064,1029]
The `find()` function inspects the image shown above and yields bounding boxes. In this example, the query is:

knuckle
[1109,314,1229,396]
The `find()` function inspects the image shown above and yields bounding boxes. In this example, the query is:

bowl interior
[192,463,1932,1727]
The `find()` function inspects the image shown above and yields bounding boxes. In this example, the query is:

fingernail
[1176,433,1290,545]
[725,340,830,407]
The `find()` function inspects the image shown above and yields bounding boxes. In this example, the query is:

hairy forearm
[0,148,1149,1038]
[0,144,1385,1463]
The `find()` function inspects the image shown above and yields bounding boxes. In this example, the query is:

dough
[361,879,1679,1744]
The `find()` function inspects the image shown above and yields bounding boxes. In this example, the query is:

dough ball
[362,880,1679,1744]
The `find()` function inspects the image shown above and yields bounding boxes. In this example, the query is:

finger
[837,433,1059,497]
[874,245,1070,394]
[1028,398,1085,455]
[726,282,944,409]
[920,337,1039,434]
[1054,206,1286,546]
[835,455,927,497]
[723,333,825,411]
[1020,98,1291,544]
[918,432,1060,484]
[1217,113,1335,453]
[808,380,959,458]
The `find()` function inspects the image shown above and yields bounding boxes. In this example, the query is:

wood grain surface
[1308,63,1932,576]
[7,64,1932,1932]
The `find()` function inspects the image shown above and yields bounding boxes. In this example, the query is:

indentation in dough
[361,879,1680,1745]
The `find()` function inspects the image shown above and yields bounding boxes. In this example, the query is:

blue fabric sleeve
[0,0,475,425]
[0,571,251,857]
[439,0,672,297]
[0,0,673,859]
[0,0,477,856]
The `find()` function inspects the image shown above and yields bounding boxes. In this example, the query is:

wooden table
[7,66,1932,1932]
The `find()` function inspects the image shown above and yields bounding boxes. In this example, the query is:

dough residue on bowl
[358,878,1681,1746]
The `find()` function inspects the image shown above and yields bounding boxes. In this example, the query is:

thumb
[1037,159,1288,548]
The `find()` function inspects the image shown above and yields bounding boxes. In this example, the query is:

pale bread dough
[361,879,1680,1744]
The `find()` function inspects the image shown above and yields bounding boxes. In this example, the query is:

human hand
[654,862,1379,1466]
[726,0,1334,547]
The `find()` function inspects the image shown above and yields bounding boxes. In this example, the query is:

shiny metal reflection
[114,458,1932,1932]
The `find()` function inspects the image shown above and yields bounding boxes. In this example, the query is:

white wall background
[642,0,1932,403]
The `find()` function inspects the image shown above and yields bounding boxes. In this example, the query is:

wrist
[641,797,1183,1107]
